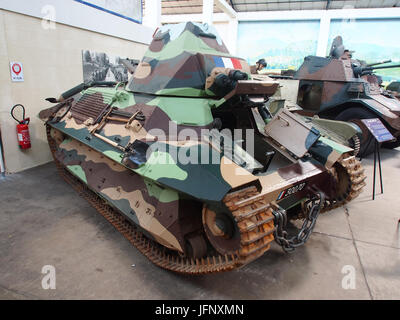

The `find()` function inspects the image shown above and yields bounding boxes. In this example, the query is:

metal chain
[272,192,325,253]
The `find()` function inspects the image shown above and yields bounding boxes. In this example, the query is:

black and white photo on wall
[82,50,138,83]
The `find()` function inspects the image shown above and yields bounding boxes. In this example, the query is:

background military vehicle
[39,23,365,274]
[268,36,400,156]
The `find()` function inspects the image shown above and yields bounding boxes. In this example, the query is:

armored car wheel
[335,107,377,157]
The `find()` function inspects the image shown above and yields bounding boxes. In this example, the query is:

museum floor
[1,148,399,300]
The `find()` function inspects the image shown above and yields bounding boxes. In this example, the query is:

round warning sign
[12,63,21,75]
[10,62,24,82]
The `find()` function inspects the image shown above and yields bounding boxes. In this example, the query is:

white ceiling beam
[161,7,400,25]
[237,7,400,21]
[214,0,237,19]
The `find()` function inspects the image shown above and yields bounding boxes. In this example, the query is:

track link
[46,125,276,274]
[352,135,361,157]
[224,187,275,264]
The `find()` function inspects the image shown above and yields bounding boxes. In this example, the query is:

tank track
[46,125,276,274]
[351,135,361,157]
[320,154,366,213]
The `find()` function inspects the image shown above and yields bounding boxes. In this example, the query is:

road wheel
[202,206,240,255]
[335,107,377,157]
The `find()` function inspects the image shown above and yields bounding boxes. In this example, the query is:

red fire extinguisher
[11,104,31,149]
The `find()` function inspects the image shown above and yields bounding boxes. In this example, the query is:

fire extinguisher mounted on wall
[11,104,31,149]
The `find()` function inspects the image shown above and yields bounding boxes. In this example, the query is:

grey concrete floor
[0,148,399,300]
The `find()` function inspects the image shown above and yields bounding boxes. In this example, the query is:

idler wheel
[202,206,240,255]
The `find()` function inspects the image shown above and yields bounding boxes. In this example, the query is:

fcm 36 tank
[39,23,365,274]
[291,36,400,156]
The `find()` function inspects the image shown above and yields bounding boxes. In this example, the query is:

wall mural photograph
[237,20,320,71]
[82,50,130,82]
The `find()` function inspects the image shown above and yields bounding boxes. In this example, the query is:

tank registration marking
[277,182,306,200]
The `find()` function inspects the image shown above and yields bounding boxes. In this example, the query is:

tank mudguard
[350,98,400,131]
[310,136,352,168]
[307,117,360,141]
[320,97,400,132]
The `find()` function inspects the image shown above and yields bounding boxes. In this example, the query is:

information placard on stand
[361,118,395,200]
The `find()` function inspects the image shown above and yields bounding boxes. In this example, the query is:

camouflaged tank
[39,22,366,274]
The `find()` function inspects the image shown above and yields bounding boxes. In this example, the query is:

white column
[143,0,161,30]
[202,0,214,25]
[228,18,238,55]
[316,13,331,57]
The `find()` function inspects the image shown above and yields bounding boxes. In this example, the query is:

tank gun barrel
[120,58,140,74]
[366,59,392,67]
[369,63,400,70]
[353,63,400,77]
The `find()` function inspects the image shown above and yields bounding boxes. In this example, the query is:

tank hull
[46,122,365,273]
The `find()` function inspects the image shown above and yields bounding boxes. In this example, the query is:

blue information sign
[361,118,395,143]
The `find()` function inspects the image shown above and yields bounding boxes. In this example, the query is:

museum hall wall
[0,10,149,173]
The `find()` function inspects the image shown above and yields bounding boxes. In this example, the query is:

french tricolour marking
[277,190,287,200]
[213,56,242,69]
[277,182,306,200]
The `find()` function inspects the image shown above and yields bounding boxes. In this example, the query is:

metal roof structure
[161,0,400,14]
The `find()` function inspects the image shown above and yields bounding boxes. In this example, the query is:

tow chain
[272,192,325,252]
